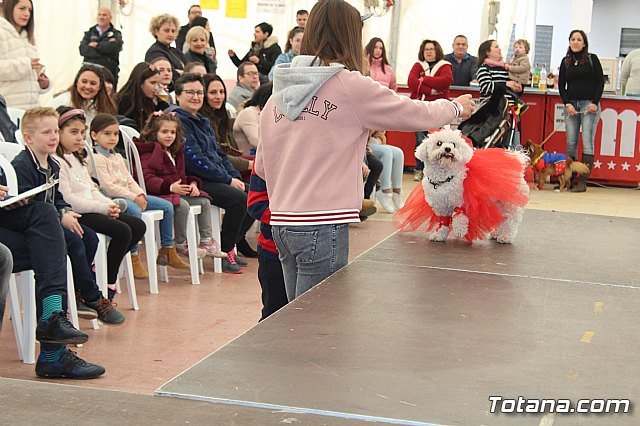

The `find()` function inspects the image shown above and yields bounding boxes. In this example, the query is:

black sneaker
[36,349,105,379]
[36,311,88,345]
[85,297,125,325]
[76,301,98,320]
[231,251,248,266]
[222,252,243,274]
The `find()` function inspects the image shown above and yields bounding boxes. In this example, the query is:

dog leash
[540,109,589,147]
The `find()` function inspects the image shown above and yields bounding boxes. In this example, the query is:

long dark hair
[200,74,229,145]
[477,39,495,66]
[55,106,87,166]
[116,62,161,128]
[564,30,590,67]
[2,0,34,44]
[69,64,117,115]
[244,82,273,110]
[365,37,390,74]
[139,112,184,158]
[300,0,363,72]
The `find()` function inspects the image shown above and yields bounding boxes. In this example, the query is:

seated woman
[116,62,169,131]
[50,63,116,125]
[233,82,272,154]
[268,26,304,81]
[200,74,253,181]
[173,73,256,273]
[183,26,216,74]
[368,131,405,214]
[144,14,185,88]
[149,56,174,104]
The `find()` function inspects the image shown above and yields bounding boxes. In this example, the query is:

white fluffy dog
[411,128,529,244]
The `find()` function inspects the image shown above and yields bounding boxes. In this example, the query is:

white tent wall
[31,0,621,104]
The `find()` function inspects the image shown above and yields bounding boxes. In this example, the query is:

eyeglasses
[424,48,436,52]
[183,90,204,98]
[243,72,259,77]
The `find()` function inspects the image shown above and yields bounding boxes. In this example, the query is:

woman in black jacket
[558,29,604,192]
[144,14,186,88]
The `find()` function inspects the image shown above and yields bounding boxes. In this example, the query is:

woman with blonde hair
[254,0,473,301]
[145,14,186,87]
[184,25,216,74]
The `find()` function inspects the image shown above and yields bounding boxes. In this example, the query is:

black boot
[571,154,593,193]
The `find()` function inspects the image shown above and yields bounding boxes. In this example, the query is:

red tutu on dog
[394,148,529,243]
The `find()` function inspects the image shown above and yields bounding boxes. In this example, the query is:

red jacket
[135,140,209,206]
[408,60,453,101]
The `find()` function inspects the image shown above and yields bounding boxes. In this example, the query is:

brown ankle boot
[131,253,149,278]
[159,246,190,269]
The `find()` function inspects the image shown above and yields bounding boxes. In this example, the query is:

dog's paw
[452,214,469,239]
[429,227,449,242]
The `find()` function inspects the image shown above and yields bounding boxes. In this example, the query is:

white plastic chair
[118,126,167,292]
[7,107,25,128]
[120,125,209,282]
[9,258,79,364]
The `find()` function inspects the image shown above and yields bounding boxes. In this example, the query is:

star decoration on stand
[621,162,630,171]
[593,160,602,169]
[607,161,616,170]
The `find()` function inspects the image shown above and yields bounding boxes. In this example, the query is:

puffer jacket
[230,35,282,77]
[134,140,209,206]
[0,17,47,109]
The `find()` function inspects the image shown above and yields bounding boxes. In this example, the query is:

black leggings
[200,181,255,252]
[78,213,146,284]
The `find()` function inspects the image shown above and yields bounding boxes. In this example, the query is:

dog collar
[428,175,454,189]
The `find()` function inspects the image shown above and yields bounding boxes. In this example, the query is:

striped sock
[42,345,66,363]
[41,294,63,321]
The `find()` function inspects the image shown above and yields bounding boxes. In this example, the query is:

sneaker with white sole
[198,239,227,258]
[392,193,405,210]
[376,192,397,213]
[176,242,206,259]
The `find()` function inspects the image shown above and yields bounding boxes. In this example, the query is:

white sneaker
[176,242,206,259]
[376,192,397,213]
[392,193,405,209]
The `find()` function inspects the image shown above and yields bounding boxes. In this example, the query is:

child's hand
[135,194,148,211]
[61,211,84,236]
[107,203,120,218]
[170,179,191,195]
[189,182,200,197]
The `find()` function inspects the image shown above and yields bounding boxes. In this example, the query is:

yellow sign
[200,0,219,10]
[226,0,247,18]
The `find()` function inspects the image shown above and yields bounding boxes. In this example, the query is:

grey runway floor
[157,210,640,425]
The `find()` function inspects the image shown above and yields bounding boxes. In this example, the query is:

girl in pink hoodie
[255,0,474,302]
[365,37,397,91]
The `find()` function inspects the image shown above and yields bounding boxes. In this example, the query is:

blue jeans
[370,143,405,191]
[565,100,601,158]
[273,224,349,301]
[125,196,174,248]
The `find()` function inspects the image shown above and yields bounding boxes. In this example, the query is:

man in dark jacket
[444,35,478,86]
[176,5,216,52]
[228,22,282,83]
[79,8,123,87]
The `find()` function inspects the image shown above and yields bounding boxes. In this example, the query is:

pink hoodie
[369,57,398,91]
[257,55,460,226]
